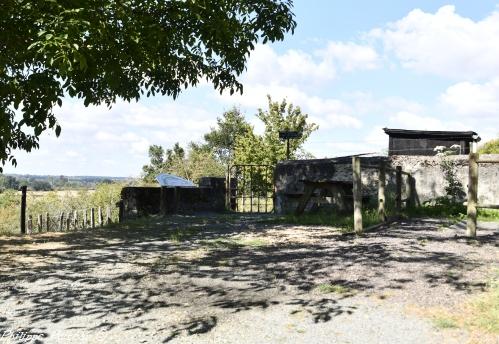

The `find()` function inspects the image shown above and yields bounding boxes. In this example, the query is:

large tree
[234,96,318,165]
[203,107,252,166]
[142,142,224,183]
[478,138,499,154]
[0,0,296,171]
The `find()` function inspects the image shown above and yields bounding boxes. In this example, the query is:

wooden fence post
[396,166,402,212]
[37,214,43,232]
[73,210,78,230]
[83,210,87,229]
[352,156,363,233]
[27,215,33,234]
[59,212,64,231]
[66,216,71,231]
[106,206,111,224]
[91,208,95,228]
[45,212,50,232]
[467,153,479,237]
[98,207,103,227]
[378,162,386,222]
[20,186,27,235]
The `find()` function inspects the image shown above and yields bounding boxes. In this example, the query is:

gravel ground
[0,215,497,344]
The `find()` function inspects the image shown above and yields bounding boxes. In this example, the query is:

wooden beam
[352,156,363,233]
[395,166,402,213]
[467,153,479,237]
[477,160,499,164]
[378,162,386,222]
[20,186,27,235]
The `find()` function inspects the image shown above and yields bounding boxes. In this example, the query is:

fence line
[21,203,124,235]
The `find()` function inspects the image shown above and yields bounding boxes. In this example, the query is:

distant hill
[1,174,137,191]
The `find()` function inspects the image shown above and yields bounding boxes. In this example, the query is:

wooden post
[20,186,27,235]
[396,166,402,212]
[66,216,70,231]
[37,214,43,232]
[467,153,479,237]
[73,210,78,230]
[45,212,50,232]
[98,207,103,227]
[378,162,386,222]
[27,215,33,234]
[83,210,87,229]
[59,212,64,231]
[352,156,363,233]
[106,206,111,224]
[91,208,95,228]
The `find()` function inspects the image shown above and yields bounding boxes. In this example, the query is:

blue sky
[5,1,499,177]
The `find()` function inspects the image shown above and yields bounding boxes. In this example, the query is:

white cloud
[440,78,499,116]
[371,5,499,80]
[389,111,468,131]
[317,42,380,72]
[244,42,379,88]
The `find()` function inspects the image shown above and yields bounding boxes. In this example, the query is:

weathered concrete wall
[121,187,161,218]
[121,177,226,218]
[391,154,499,205]
[274,157,391,213]
[274,155,499,214]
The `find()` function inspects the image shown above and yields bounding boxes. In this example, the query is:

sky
[5,1,499,177]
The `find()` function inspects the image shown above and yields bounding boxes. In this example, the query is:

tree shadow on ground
[0,215,497,342]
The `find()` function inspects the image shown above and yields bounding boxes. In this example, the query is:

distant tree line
[142,96,318,183]
[0,174,122,192]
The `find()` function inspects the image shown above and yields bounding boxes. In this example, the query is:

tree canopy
[234,96,318,165]
[203,107,252,165]
[142,142,224,184]
[0,0,296,171]
[478,138,499,154]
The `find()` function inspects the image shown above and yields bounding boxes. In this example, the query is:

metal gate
[227,164,274,213]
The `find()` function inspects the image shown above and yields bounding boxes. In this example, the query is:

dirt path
[0,215,497,343]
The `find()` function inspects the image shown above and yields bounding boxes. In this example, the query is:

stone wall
[121,177,226,218]
[274,155,499,214]
[121,187,161,218]
[391,154,499,205]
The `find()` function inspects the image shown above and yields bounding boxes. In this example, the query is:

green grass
[405,202,499,223]
[432,316,459,329]
[477,208,499,222]
[200,237,270,249]
[428,272,499,335]
[266,209,383,233]
[464,275,499,334]
[314,283,353,295]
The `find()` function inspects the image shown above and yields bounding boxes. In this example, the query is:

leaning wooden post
[352,156,363,233]
[396,166,402,213]
[378,162,386,222]
[59,212,64,231]
[37,214,43,232]
[20,186,27,234]
[83,210,88,229]
[98,207,103,227]
[73,210,78,230]
[90,208,95,228]
[45,212,50,232]
[106,206,111,224]
[467,153,479,237]
[27,215,33,234]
